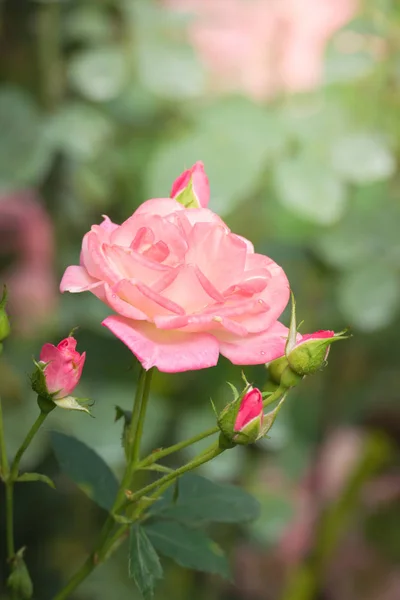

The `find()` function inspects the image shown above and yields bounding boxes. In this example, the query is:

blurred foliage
[1,0,400,599]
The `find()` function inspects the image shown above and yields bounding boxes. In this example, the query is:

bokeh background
[1,0,400,598]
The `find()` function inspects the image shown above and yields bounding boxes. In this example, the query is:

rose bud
[170,161,210,208]
[287,330,346,376]
[31,336,89,413]
[267,294,349,386]
[0,285,11,346]
[218,386,263,446]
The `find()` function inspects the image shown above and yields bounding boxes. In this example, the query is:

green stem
[136,425,219,471]
[36,0,63,110]
[5,480,14,559]
[10,411,48,480]
[124,443,222,507]
[263,386,285,410]
[127,366,146,457]
[130,368,153,466]
[52,556,94,600]
[134,386,285,473]
[3,409,49,565]
[0,397,9,479]
[53,366,150,600]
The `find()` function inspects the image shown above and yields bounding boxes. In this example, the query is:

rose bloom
[61,177,290,373]
[40,337,86,399]
[164,0,357,100]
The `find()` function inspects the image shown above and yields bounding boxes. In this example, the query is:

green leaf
[16,472,55,489]
[68,47,128,102]
[46,103,114,161]
[51,431,119,511]
[151,473,260,524]
[274,156,347,225]
[330,133,395,184]
[0,87,52,191]
[338,262,400,331]
[129,524,163,600]
[145,520,230,579]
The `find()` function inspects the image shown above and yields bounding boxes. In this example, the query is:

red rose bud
[218,387,263,445]
[170,161,210,208]
[287,330,347,376]
[31,336,89,413]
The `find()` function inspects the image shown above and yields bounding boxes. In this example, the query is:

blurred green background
[1,0,400,599]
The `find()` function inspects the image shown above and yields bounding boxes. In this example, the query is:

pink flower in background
[234,387,263,433]
[164,0,357,99]
[0,190,57,335]
[40,337,86,399]
[60,167,290,373]
[170,161,210,208]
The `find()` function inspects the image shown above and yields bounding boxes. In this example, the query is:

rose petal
[60,266,102,293]
[218,321,289,365]
[104,283,149,321]
[102,316,220,372]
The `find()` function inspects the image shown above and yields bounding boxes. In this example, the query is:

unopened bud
[218,386,263,446]
[170,161,210,208]
[7,548,33,599]
[287,330,347,376]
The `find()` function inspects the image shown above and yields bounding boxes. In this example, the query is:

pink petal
[115,279,185,319]
[111,213,188,265]
[99,215,119,233]
[40,342,59,365]
[218,321,289,365]
[162,264,216,313]
[134,198,185,217]
[154,313,248,336]
[102,243,170,285]
[234,388,263,431]
[104,283,149,321]
[186,223,247,292]
[102,316,220,372]
[300,330,335,342]
[60,266,102,293]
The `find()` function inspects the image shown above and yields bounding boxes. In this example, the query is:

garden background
[1,1,400,599]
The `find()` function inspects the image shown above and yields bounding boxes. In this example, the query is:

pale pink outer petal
[134,198,186,217]
[232,255,290,333]
[60,266,102,293]
[218,321,289,365]
[99,215,119,233]
[102,316,220,373]
[234,388,263,431]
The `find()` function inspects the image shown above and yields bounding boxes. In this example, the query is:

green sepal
[7,548,33,600]
[174,178,199,209]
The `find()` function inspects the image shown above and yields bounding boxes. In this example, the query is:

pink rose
[60,174,290,373]
[40,337,86,399]
[170,161,210,208]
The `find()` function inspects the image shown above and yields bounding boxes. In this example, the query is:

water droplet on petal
[260,351,265,355]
